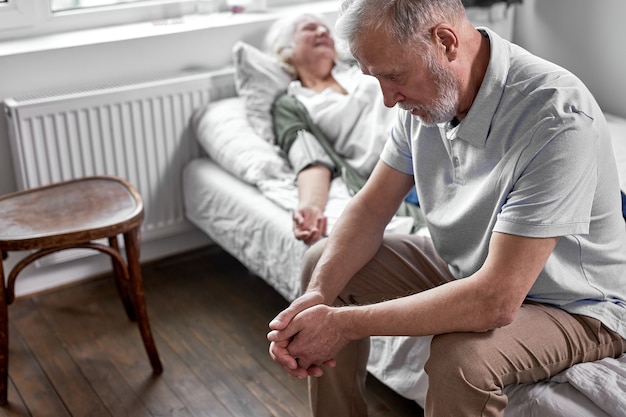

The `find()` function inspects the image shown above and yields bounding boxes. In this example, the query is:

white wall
[514,0,626,119]
[0,0,624,295]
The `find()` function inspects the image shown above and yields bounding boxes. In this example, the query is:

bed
[182,41,626,416]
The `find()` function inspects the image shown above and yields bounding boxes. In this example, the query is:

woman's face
[289,16,336,68]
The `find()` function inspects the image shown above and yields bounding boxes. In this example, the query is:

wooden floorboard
[1,246,424,416]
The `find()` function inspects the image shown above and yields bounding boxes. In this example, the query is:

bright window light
[51,0,148,12]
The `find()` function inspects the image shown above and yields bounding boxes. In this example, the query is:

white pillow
[192,96,292,184]
[232,41,293,143]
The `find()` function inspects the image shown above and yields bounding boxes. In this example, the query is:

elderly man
[267,0,626,416]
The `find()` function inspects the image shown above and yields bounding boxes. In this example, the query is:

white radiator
[3,68,235,248]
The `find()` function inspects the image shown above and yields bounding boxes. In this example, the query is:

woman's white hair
[263,12,333,77]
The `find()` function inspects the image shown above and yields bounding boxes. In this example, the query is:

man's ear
[433,24,459,61]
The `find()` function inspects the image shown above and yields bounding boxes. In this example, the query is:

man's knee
[426,332,501,390]
[426,333,509,416]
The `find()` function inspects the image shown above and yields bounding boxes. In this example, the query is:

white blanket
[551,355,626,417]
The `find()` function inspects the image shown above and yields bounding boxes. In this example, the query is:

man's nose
[381,87,403,108]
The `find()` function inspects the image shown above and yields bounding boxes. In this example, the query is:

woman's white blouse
[286,63,396,178]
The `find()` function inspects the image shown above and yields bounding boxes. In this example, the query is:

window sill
[0,0,338,58]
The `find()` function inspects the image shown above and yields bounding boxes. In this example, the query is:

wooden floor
[2,246,424,417]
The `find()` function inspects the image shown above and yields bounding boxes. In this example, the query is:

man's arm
[304,161,414,303]
[268,161,414,376]
[340,232,559,337]
[276,231,558,374]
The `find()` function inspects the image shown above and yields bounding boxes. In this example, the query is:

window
[51,0,149,12]
[0,0,197,41]
[0,0,35,32]
[1,0,317,41]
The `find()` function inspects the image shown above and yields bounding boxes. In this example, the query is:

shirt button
[453,157,460,167]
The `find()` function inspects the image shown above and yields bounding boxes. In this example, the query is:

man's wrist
[334,306,366,341]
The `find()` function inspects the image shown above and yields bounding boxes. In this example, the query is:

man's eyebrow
[370,68,404,79]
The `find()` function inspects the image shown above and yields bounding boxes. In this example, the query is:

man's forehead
[353,33,405,75]
[352,30,387,59]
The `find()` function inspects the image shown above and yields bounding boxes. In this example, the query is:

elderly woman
[265,13,400,244]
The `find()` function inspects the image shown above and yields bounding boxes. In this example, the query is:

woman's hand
[293,204,327,244]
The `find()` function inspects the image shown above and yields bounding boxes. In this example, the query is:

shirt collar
[455,27,510,149]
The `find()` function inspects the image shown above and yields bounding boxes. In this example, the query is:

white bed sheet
[183,158,306,301]
[183,157,625,417]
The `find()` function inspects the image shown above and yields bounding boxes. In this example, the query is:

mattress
[183,157,626,417]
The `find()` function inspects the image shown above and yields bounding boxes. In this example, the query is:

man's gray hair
[335,0,466,55]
